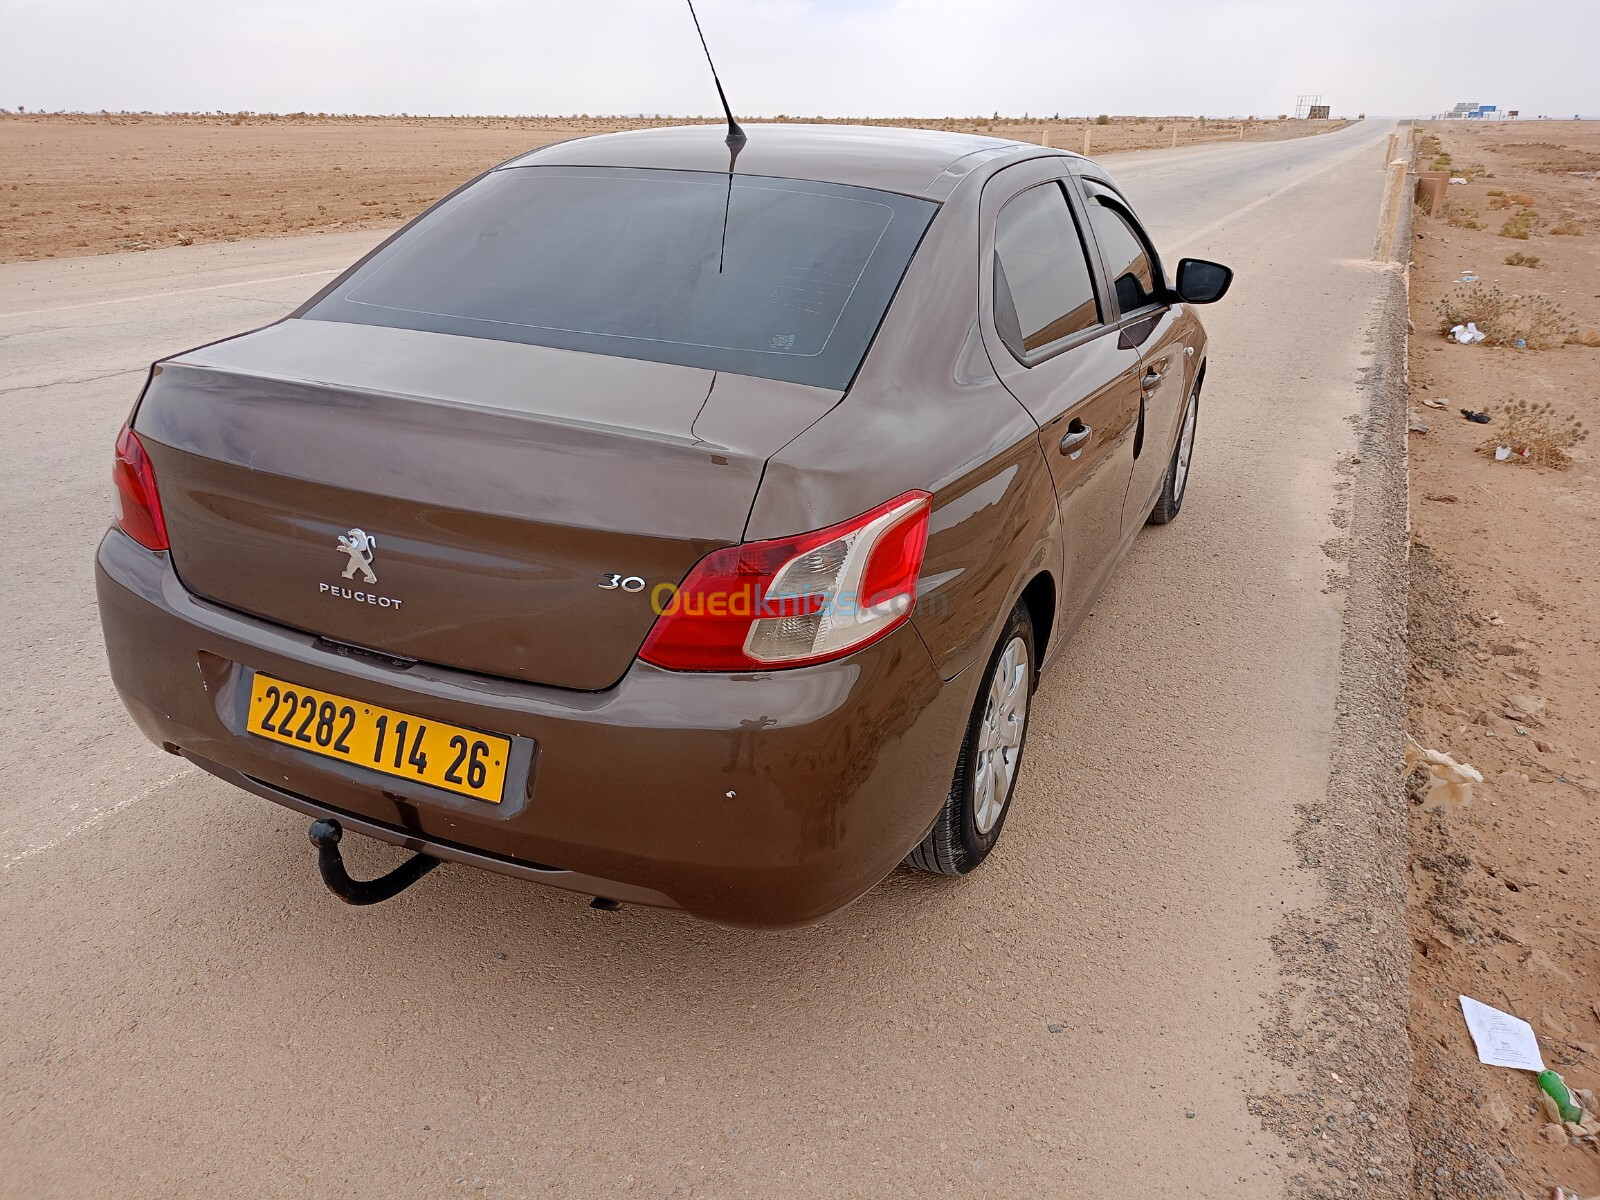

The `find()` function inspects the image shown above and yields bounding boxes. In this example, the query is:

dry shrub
[1498,210,1545,239]
[1509,192,1536,207]
[1418,132,1442,157]
[1550,219,1582,236]
[1488,193,1512,210]
[1504,252,1540,267]
[1434,285,1576,348]
[1486,188,1505,197]
[1442,202,1481,229]
[1567,331,1600,348]
[1479,400,1589,468]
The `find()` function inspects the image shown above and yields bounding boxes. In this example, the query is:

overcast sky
[2,0,1593,119]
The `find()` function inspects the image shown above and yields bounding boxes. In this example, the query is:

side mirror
[1173,258,1233,305]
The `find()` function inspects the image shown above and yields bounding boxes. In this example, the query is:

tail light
[113,426,169,551]
[639,491,932,671]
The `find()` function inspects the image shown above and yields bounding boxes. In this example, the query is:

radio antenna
[685,0,746,148]
[685,0,745,272]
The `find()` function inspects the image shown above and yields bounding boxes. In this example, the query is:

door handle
[1142,368,1164,390]
[1059,420,1091,457]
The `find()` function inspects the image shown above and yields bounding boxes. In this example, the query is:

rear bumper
[96,529,970,927]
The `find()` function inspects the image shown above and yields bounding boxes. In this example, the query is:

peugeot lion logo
[321,527,401,608]
[337,528,377,584]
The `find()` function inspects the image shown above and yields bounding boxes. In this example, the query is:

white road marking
[3,765,191,868]
[0,268,339,320]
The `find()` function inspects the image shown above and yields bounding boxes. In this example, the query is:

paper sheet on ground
[1459,995,1546,1072]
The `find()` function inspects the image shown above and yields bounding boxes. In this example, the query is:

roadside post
[1376,158,1409,260]
[1413,170,1449,215]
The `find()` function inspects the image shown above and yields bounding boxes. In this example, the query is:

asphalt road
[2,119,1403,1198]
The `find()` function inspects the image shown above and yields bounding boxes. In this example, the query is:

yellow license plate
[246,673,511,803]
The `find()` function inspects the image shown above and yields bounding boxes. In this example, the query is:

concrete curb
[1310,126,1419,1195]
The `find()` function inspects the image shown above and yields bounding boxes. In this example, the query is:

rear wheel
[905,603,1035,875]
[1147,385,1199,525]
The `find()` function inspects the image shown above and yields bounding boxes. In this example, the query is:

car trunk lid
[134,319,840,690]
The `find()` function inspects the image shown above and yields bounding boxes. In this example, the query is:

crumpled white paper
[1451,322,1487,344]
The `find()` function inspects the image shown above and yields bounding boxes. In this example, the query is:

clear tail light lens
[639,491,932,671]
[113,426,169,551]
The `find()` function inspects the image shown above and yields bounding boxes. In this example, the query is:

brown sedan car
[98,124,1230,927]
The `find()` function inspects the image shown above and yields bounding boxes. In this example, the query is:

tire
[905,603,1035,875]
[1147,384,1199,525]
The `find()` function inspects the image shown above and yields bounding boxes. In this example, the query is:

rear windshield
[304,165,937,391]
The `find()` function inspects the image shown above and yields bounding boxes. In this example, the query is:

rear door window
[303,165,936,392]
[1082,191,1160,315]
[991,182,1102,358]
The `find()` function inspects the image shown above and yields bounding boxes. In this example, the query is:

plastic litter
[1421,396,1450,409]
[1407,737,1483,807]
[1514,338,1528,348]
[1451,322,1487,344]
[1461,408,1492,423]
[1540,1071,1585,1124]
[1495,445,1512,461]
[1460,269,1479,283]
[1450,176,1468,185]
[1457,999,1600,1152]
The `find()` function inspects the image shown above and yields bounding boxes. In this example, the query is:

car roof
[500,123,1080,200]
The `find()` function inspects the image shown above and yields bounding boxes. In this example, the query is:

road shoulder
[1250,135,1420,1199]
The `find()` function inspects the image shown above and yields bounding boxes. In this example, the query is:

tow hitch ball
[307,818,441,905]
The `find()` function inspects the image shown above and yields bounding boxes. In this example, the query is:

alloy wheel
[973,635,1029,835]
[1173,393,1198,503]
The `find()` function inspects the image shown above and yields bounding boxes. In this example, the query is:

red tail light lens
[113,426,169,551]
[639,491,932,671]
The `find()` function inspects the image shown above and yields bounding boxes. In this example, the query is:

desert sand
[0,111,1346,263]
[1404,120,1600,1198]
